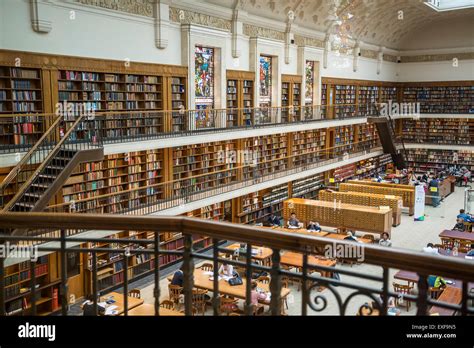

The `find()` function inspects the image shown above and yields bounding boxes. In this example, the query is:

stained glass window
[259,56,272,107]
[195,46,214,109]
[305,60,314,105]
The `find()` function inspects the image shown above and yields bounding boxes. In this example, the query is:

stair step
[46,165,65,170]
[38,174,57,179]
[24,192,42,198]
[31,183,50,189]
[14,202,34,208]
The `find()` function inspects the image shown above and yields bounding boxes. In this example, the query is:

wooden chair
[200,262,214,272]
[362,234,375,243]
[463,222,473,232]
[257,275,270,284]
[128,289,141,299]
[429,287,444,300]
[192,288,208,315]
[168,284,183,310]
[252,304,265,316]
[219,296,240,316]
[228,312,241,316]
[441,238,454,249]
[458,241,472,253]
[160,300,175,309]
[393,282,414,312]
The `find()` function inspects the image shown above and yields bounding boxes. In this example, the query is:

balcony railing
[0,104,376,154]
[40,139,382,217]
[0,213,472,316]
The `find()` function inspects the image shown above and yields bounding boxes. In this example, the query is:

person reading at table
[378,232,392,247]
[218,263,234,278]
[422,243,439,255]
[267,213,281,227]
[457,209,472,222]
[287,212,303,229]
[427,275,447,289]
[466,244,474,258]
[307,221,321,232]
[171,267,184,287]
[344,231,358,242]
[453,218,466,232]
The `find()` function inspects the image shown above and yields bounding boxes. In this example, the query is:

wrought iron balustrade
[0,213,472,317]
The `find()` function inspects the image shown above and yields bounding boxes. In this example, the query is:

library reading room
[0,0,473,346]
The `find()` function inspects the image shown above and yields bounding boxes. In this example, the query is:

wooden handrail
[44,139,381,210]
[2,114,89,211]
[0,212,473,282]
[0,114,62,191]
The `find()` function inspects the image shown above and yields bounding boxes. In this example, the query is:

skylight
[424,0,474,12]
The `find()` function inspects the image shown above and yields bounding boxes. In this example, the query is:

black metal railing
[0,213,472,317]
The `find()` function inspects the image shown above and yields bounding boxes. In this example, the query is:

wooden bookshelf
[281,75,302,123]
[84,229,211,294]
[0,66,44,146]
[4,256,61,316]
[380,86,399,103]
[405,148,474,173]
[236,184,289,224]
[292,129,326,167]
[291,173,326,199]
[401,82,474,114]
[226,70,255,126]
[334,84,357,118]
[169,76,187,132]
[356,123,379,148]
[334,125,355,155]
[358,85,379,116]
[61,149,164,213]
[172,141,237,196]
[401,118,473,145]
[242,134,288,180]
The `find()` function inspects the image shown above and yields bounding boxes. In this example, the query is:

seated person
[82,295,105,316]
[427,275,447,289]
[250,281,267,305]
[344,231,358,242]
[453,218,466,232]
[466,244,474,257]
[267,213,281,227]
[218,263,234,278]
[171,267,184,287]
[378,232,392,247]
[307,221,322,232]
[422,243,439,255]
[457,209,472,222]
[287,212,303,229]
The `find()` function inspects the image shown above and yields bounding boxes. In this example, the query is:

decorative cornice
[360,49,378,60]
[383,54,398,63]
[243,24,284,41]
[293,35,324,49]
[75,0,154,17]
[169,7,231,31]
[400,52,474,63]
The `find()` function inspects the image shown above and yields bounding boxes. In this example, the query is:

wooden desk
[124,303,184,316]
[280,251,336,278]
[167,268,291,313]
[439,230,474,242]
[100,292,144,315]
[260,226,329,238]
[224,243,273,265]
[324,233,373,244]
[393,271,473,290]
[429,287,462,316]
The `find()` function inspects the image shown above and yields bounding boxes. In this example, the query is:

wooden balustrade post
[182,234,195,316]
[270,248,282,316]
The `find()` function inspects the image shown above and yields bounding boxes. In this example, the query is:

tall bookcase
[172,141,237,196]
[226,70,255,126]
[4,255,61,316]
[242,134,288,180]
[406,149,474,173]
[402,118,473,145]
[0,66,44,146]
[281,75,302,123]
[291,173,326,199]
[61,149,165,213]
[235,184,289,224]
[401,82,474,114]
[292,130,327,167]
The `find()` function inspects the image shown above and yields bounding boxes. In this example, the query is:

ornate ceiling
[201,0,474,50]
